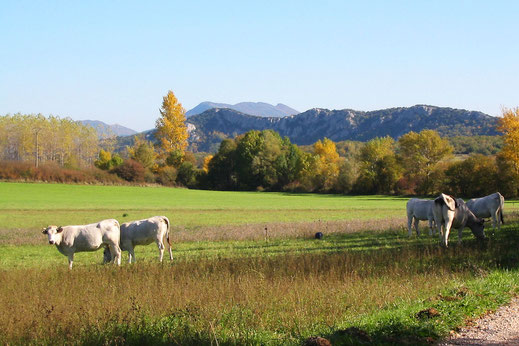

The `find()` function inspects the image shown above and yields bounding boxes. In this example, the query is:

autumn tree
[398,129,453,195]
[311,138,342,191]
[155,90,189,157]
[497,107,519,174]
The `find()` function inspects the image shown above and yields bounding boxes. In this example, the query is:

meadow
[1,182,519,345]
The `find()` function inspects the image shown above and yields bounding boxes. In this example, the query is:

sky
[1,1,518,131]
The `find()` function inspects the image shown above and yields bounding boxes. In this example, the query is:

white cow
[42,219,121,269]
[104,216,172,263]
[466,192,505,233]
[406,198,436,236]
[433,193,486,247]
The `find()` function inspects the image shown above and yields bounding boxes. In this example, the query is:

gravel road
[439,297,519,345]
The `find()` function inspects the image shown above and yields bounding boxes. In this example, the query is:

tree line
[3,92,519,199]
[0,113,99,167]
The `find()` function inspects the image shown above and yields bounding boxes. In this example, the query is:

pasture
[1,182,519,345]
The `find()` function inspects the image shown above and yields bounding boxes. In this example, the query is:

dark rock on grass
[417,307,441,319]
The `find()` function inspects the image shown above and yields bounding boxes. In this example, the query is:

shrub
[113,159,145,182]
[156,166,177,186]
[0,161,123,184]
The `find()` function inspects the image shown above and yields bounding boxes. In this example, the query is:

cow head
[42,226,63,245]
[470,218,486,240]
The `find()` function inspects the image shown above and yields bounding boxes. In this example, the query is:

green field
[1,181,519,345]
[0,182,408,230]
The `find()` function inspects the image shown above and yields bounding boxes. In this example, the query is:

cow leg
[128,246,136,264]
[68,253,74,269]
[109,244,121,266]
[414,218,421,236]
[156,240,165,262]
[407,215,413,237]
[457,227,463,243]
[492,212,498,234]
[428,219,434,236]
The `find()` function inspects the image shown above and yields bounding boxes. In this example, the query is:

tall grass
[2,228,519,344]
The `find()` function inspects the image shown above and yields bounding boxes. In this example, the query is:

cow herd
[42,193,506,269]
[407,192,505,247]
[42,216,172,269]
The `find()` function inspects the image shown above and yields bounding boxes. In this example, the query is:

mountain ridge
[185,101,299,118]
[185,104,499,151]
[80,120,138,138]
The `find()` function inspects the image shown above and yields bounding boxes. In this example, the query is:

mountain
[185,101,299,118]
[185,105,499,152]
[80,120,138,137]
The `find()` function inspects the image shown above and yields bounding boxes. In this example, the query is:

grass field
[1,181,519,345]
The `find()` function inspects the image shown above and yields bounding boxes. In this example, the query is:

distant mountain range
[80,120,138,137]
[96,104,499,153]
[185,105,499,152]
[185,101,299,118]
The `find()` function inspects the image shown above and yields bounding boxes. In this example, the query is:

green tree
[398,130,453,195]
[127,136,157,170]
[444,154,498,197]
[357,137,401,194]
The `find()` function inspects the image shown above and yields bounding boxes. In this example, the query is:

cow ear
[57,227,64,233]
[42,228,47,234]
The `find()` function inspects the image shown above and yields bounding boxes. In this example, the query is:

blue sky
[1,1,518,131]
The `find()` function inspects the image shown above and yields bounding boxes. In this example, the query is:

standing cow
[104,216,172,263]
[433,193,485,247]
[466,192,505,233]
[42,219,122,269]
[406,198,436,236]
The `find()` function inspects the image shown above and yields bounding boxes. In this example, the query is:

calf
[104,216,172,263]
[433,193,485,247]
[43,219,121,269]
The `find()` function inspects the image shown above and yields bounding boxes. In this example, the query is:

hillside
[80,120,137,137]
[186,101,299,117]
[185,105,499,151]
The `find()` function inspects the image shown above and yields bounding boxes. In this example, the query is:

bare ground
[439,297,519,345]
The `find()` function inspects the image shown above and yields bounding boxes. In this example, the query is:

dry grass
[0,217,407,247]
[0,247,472,344]
[172,217,408,242]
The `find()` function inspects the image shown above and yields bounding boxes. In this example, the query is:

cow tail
[499,194,505,225]
[163,216,172,247]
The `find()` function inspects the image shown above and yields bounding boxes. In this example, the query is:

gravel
[439,297,519,345]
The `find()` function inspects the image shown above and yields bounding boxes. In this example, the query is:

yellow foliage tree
[312,138,341,190]
[155,90,189,156]
[497,107,519,174]
[203,154,213,173]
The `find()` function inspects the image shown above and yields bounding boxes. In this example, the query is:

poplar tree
[155,91,189,156]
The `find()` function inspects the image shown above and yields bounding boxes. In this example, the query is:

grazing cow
[406,198,436,236]
[104,216,172,263]
[42,219,121,269]
[466,192,505,232]
[433,193,485,247]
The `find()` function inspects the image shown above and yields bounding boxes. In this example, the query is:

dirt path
[439,297,519,345]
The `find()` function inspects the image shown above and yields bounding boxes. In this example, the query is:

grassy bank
[1,226,519,344]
